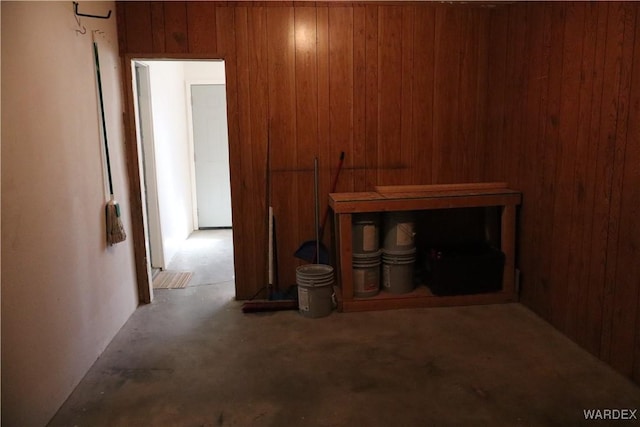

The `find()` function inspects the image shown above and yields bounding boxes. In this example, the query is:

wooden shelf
[329,183,522,313]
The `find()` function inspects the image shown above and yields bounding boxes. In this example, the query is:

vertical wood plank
[503,4,528,188]
[577,1,609,351]
[629,12,640,382]
[585,1,625,357]
[215,5,247,297]
[548,2,584,331]
[432,6,461,183]
[328,6,354,193]
[472,8,489,183]
[267,6,297,288]
[150,2,166,53]
[294,6,319,256]
[116,2,128,54]
[516,2,546,312]
[248,6,269,293]
[564,1,601,344]
[602,2,636,371]
[122,1,153,53]
[364,5,379,189]
[460,8,484,182]
[484,6,508,181]
[233,7,256,296]
[525,2,557,320]
[377,5,403,185]
[164,2,189,53]
[187,2,217,54]
[411,5,435,184]
[353,5,367,191]
[400,5,414,184]
[316,5,332,249]
[457,8,476,182]
[535,2,565,323]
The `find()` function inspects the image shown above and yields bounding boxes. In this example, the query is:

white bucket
[296,264,334,318]
[382,248,416,294]
[353,250,382,297]
[352,213,380,254]
[383,211,416,251]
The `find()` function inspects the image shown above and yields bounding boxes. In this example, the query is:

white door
[191,84,232,228]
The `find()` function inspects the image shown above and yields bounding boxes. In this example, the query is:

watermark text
[583,409,637,421]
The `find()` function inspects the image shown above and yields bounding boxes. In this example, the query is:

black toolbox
[424,242,505,296]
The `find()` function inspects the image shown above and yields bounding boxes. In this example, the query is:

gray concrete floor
[49,231,640,427]
[160,229,235,288]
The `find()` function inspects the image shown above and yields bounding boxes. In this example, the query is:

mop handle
[93,41,114,197]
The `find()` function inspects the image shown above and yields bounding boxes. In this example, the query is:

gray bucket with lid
[382,248,416,294]
[352,213,380,254]
[353,250,382,297]
[296,264,334,318]
[383,211,416,251]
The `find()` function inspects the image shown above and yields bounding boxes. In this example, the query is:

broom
[93,40,126,246]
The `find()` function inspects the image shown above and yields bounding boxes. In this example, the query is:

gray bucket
[352,213,380,254]
[296,264,334,318]
[383,211,416,251]
[353,250,382,298]
[382,248,416,294]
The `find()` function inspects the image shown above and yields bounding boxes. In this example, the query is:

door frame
[122,54,234,303]
[133,62,165,270]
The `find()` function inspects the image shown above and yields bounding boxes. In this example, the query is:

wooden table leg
[501,204,516,298]
[338,213,353,304]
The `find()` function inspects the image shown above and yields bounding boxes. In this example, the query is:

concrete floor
[49,231,640,427]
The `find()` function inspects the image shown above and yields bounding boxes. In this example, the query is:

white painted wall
[1,2,139,426]
[146,61,194,266]
[183,60,226,84]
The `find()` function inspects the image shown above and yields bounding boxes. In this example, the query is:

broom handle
[318,151,345,239]
[93,41,114,197]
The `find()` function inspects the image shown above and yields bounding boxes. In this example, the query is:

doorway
[130,59,234,299]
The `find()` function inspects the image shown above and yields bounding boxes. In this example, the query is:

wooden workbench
[329,183,522,312]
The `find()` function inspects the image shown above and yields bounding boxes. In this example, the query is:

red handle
[319,151,345,237]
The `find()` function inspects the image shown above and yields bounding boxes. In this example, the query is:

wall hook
[74,12,86,35]
[73,2,111,19]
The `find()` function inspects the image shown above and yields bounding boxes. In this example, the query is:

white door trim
[133,62,165,273]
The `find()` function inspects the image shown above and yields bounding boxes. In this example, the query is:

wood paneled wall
[116,1,492,298]
[118,0,640,384]
[484,2,640,382]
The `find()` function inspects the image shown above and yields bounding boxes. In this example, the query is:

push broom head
[106,196,126,246]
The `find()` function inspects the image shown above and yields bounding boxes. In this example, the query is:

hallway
[160,229,235,289]
[47,231,640,426]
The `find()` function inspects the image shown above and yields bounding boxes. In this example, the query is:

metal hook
[73,2,111,20]
[73,10,86,35]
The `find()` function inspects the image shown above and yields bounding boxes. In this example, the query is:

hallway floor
[49,231,640,426]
